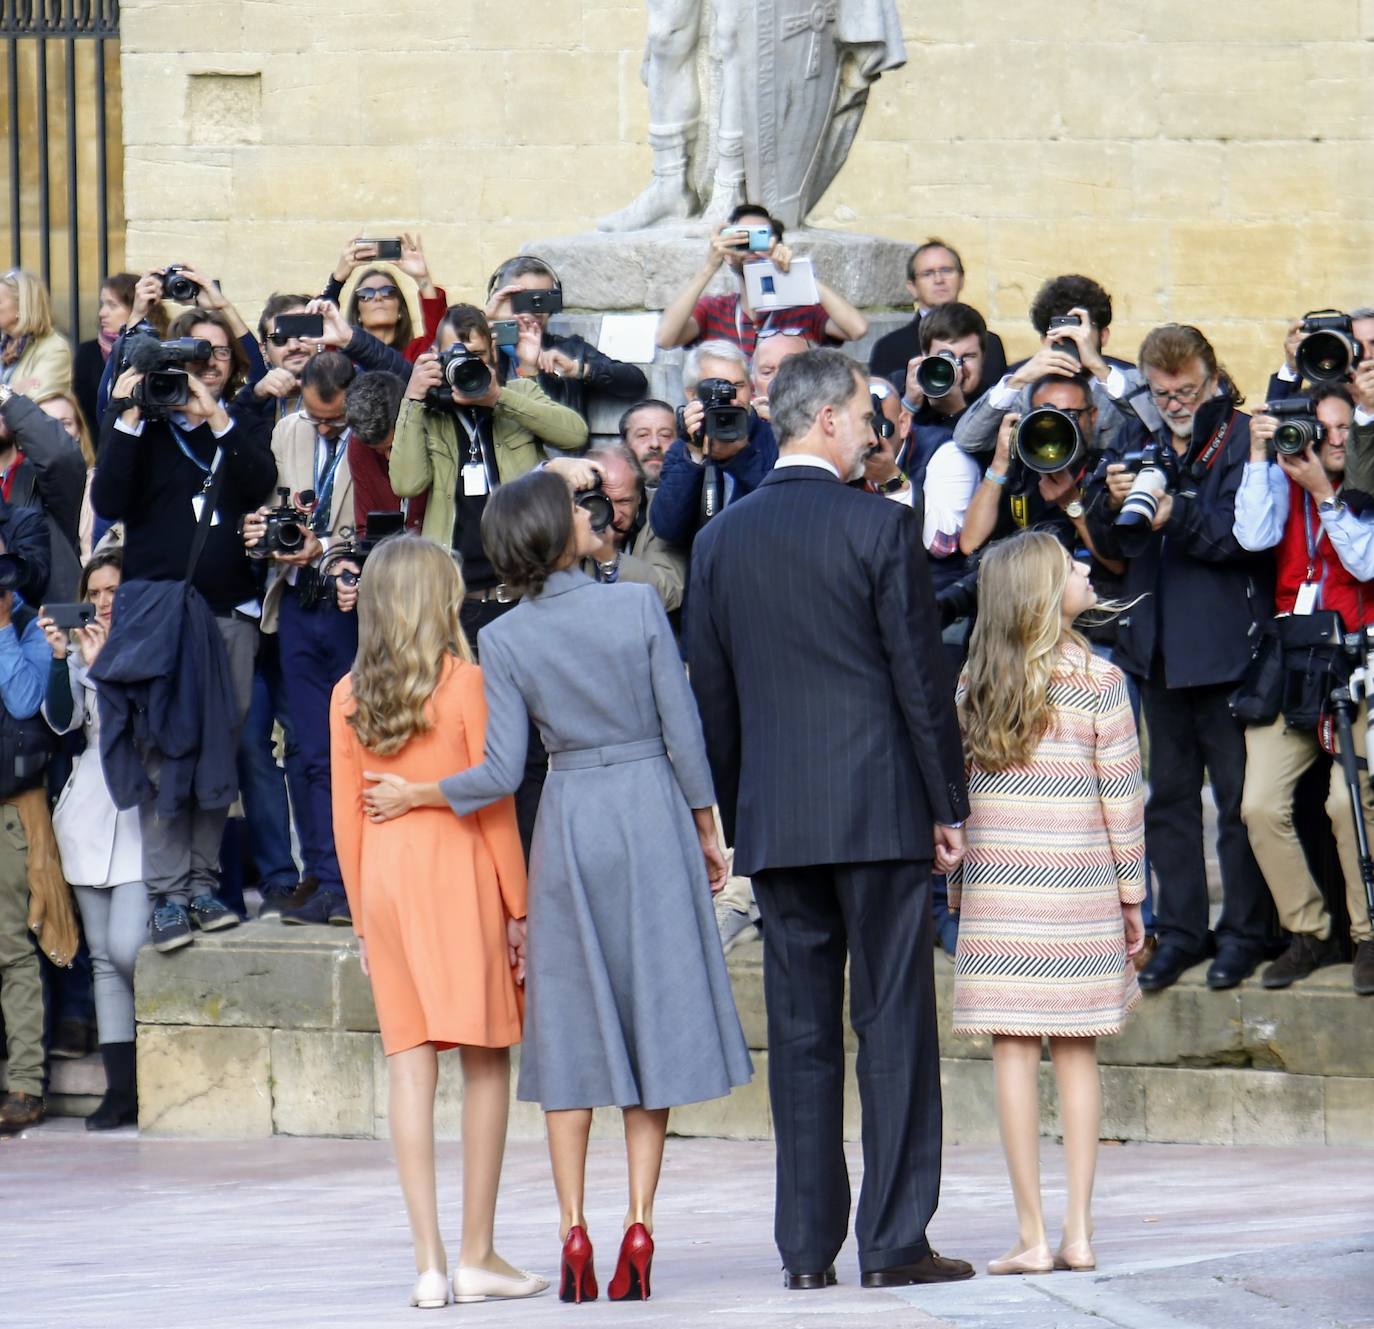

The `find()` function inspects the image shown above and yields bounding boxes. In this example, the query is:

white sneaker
[452,1265,550,1303]
[409,1269,449,1309]
[716,898,761,954]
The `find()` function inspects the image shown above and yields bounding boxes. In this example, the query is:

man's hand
[484,282,524,321]
[1009,344,1083,390]
[113,367,143,428]
[707,221,746,270]
[272,528,324,569]
[37,613,67,660]
[184,373,230,433]
[241,505,270,552]
[769,241,793,273]
[406,353,442,402]
[933,823,966,876]
[306,299,354,351]
[452,374,503,411]
[254,367,300,401]
[1249,413,1278,463]
[989,411,1018,479]
[537,347,582,379]
[178,263,226,313]
[680,399,706,451]
[506,916,527,984]
[543,457,604,493]
[1052,307,1109,380]
[1278,446,1336,502]
[333,561,361,614]
[1039,466,1079,509]
[903,354,927,411]
[128,271,165,327]
[1352,361,1374,415]
[1283,318,1305,375]
[514,315,543,376]
[1103,462,1135,510]
[1149,491,1174,530]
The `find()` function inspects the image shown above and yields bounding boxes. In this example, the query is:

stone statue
[599,0,906,232]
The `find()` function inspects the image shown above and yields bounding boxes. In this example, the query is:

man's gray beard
[1165,413,1195,439]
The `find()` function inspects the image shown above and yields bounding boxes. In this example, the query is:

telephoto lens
[1116,465,1167,528]
[574,479,615,533]
[1016,407,1085,474]
[1296,312,1361,383]
[915,350,959,399]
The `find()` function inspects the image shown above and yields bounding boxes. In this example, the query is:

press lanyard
[456,411,495,490]
[312,428,349,533]
[168,418,212,472]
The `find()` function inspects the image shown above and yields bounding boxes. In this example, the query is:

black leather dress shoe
[784,1265,837,1290]
[1137,944,1202,992]
[861,1252,975,1287]
[1206,947,1260,990]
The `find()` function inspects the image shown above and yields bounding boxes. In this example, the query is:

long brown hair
[959,532,1091,772]
[346,267,414,349]
[346,535,473,755]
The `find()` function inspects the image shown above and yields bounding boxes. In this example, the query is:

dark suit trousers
[752,860,941,1275]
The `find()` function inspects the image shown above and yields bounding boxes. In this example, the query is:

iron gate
[1,0,121,344]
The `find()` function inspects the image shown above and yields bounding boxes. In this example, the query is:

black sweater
[91,410,277,614]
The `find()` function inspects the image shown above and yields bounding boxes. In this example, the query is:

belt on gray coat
[547,737,666,771]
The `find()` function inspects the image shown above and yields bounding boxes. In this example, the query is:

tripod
[1329,628,1374,923]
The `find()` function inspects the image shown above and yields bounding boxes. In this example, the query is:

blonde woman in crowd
[953,531,1146,1276]
[36,390,98,559]
[0,269,71,398]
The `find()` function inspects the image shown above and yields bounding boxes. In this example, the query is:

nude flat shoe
[987,1242,1053,1275]
[409,1268,450,1309]
[1054,1239,1097,1271]
[452,1265,550,1303]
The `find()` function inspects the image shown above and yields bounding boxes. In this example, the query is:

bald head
[752,333,813,402]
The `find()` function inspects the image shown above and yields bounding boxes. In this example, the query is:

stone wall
[119,1,1374,398]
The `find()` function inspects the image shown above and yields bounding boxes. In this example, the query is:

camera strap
[311,429,350,534]
[1188,406,1238,478]
[184,450,226,585]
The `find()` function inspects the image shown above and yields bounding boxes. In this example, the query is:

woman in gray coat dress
[363,468,752,1304]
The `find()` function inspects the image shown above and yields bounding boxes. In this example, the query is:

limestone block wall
[119,1,1374,398]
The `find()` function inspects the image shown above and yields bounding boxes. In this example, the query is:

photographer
[954,275,1131,458]
[324,232,447,361]
[749,331,812,422]
[235,293,318,426]
[1084,323,1273,993]
[863,379,914,506]
[485,255,648,419]
[0,383,85,600]
[900,302,991,488]
[91,318,276,953]
[344,370,426,537]
[869,239,1007,397]
[650,339,777,549]
[619,399,677,487]
[655,203,868,355]
[242,351,361,928]
[1265,307,1374,405]
[1234,383,1374,996]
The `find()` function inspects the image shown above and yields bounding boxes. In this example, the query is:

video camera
[1266,397,1325,456]
[1296,311,1364,384]
[297,511,406,610]
[425,345,493,411]
[678,377,749,449]
[123,333,214,419]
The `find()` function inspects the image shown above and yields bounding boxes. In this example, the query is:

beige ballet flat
[452,1264,550,1303]
[409,1268,450,1309]
[1054,1240,1097,1271]
[987,1242,1053,1275]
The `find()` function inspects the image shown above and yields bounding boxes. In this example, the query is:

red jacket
[1275,479,1374,630]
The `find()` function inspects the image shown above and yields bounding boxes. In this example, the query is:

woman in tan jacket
[0,269,71,398]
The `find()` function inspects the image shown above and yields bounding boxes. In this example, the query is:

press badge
[190,493,221,526]
[1293,582,1319,615]
[461,462,489,497]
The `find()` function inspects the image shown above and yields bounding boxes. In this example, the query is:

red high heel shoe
[560,1226,598,1303]
[608,1223,654,1302]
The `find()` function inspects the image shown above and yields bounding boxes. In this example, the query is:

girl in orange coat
[331,535,546,1310]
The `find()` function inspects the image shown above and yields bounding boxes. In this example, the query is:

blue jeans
[238,635,306,895]
[278,591,359,899]
[1092,643,1156,932]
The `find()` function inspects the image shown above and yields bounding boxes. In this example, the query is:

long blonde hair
[959,531,1091,772]
[347,535,473,755]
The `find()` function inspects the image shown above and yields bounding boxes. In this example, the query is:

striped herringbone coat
[951,649,1145,1038]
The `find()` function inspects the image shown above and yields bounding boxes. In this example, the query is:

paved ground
[3,1122,1370,1328]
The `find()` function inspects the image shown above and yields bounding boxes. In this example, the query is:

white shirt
[774,453,840,478]
[921,440,981,553]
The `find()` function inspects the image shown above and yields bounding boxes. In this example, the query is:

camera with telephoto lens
[573,475,615,535]
[123,333,213,420]
[1017,407,1087,475]
[425,345,492,410]
[696,376,749,446]
[248,487,310,560]
[1048,313,1084,363]
[1267,397,1326,456]
[161,264,202,304]
[915,349,961,400]
[1296,311,1363,384]
[1114,443,1170,530]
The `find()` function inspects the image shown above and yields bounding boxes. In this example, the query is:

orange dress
[330,657,526,1055]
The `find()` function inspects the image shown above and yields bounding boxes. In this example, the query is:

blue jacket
[89,580,240,814]
[650,414,778,549]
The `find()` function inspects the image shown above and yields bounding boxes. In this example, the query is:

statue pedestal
[525,225,915,441]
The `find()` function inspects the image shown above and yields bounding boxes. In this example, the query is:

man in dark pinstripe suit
[688,349,975,1290]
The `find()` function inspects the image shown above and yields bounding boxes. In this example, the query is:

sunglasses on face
[266,331,309,346]
[356,285,400,303]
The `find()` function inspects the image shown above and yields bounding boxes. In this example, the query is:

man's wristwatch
[877,471,908,494]
[1318,495,1345,517]
[1064,498,1085,520]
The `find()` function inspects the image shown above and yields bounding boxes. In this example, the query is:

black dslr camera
[1267,397,1325,456]
[574,476,614,534]
[160,264,202,304]
[425,345,493,410]
[123,333,213,420]
[248,487,311,560]
[1113,443,1171,531]
[1296,311,1363,383]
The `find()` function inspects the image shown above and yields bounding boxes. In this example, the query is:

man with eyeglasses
[869,239,1006,398]
[241,351,362,930]
[1083,323,1276,994]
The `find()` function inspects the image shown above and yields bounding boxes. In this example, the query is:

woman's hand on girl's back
[363,771,413,822]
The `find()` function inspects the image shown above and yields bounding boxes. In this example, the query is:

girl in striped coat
[953,530,1146,1277]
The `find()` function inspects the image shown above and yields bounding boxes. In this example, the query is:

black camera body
[696,376,749,445]
[1297,310,1363,383]
[426,346,493,411]
[1047,313,1083,363]
[574,476,615,535]
[161,264,202,304]
[1266,397,1325,455]
[250,487,310,560]
[123,334,213,420]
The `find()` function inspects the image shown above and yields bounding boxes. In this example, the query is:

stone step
[0,1050,105,1116]
[129,922,1374,1146]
